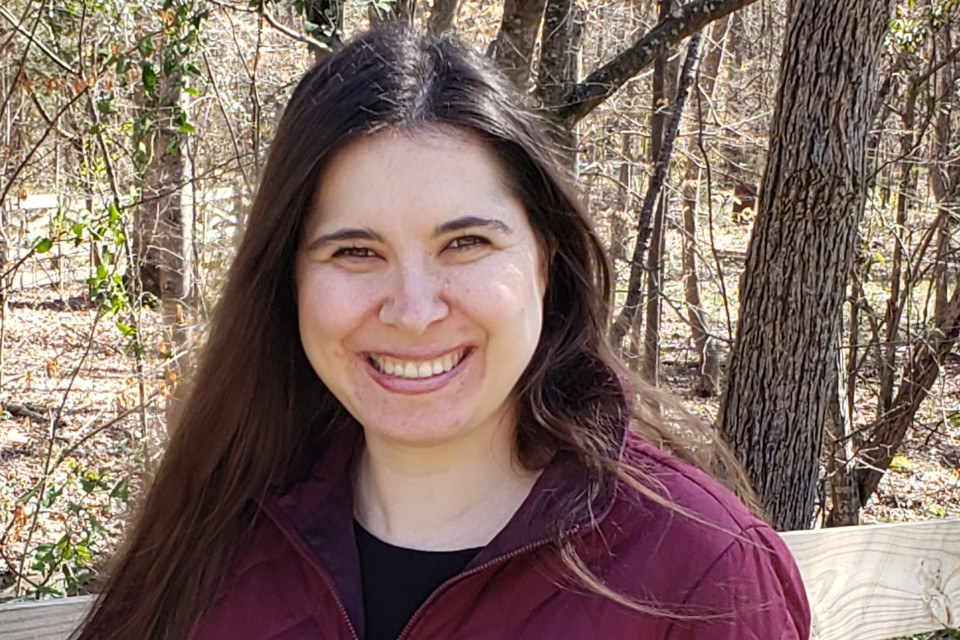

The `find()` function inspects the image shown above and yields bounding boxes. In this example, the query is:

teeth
[370,350,466,379]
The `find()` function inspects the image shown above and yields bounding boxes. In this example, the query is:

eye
[332,246,378,259]
[447,235,489,251]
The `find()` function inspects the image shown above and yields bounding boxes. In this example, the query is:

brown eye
[448,236,488,250]
[333,247,378,258]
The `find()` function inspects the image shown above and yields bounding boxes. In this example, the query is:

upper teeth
[370,350,466,379]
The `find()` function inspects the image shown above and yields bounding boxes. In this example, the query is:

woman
[75,27,810,640]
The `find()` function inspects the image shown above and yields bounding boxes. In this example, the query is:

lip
[364,347,473,395]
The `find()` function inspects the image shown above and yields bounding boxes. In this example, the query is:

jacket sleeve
[664,524,811,640]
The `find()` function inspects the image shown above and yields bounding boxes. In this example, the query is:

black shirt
[354,520,480,640]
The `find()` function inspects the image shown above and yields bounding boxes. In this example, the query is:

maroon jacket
[189,431,810,639]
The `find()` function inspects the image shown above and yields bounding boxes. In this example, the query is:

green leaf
[136,140,149,166]
[137,36,155,58]
[96,96,113,115]
[110,478,131,501]
[141,61,158,94]
[35,237,54,253]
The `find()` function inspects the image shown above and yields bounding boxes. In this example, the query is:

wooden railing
[0,518,957,640]
[781,518,959,640]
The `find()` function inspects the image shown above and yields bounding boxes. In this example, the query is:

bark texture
[717,0,894,531]
[535,0,584,168]
[487,0,547,89]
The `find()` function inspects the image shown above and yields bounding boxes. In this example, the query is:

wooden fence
[0,518,957,640]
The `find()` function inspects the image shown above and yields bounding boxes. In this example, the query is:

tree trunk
[536,0,584,171]
[680,17,728,396]
[487,0,548,90]
[610,34,702,355]
[717,0,894,532]
[428,0,461,35]
[930,27,960,321]
[641,0,679,384]
[642,194,667,383]
[612,133,633,264]
[368,0,416,27]
[824,307,860,527]
[132,32,194,425]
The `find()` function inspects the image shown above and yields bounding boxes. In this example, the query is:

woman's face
[296,128,547,452]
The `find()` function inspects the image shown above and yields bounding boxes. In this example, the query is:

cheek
[297,271,378,353]
[455,259,544,334]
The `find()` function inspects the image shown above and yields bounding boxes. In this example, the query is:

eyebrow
[433,216,514,236]
[305,227,383,252]
[306,216,514,252]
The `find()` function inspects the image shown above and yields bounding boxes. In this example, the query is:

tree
[679,17,728,396]
[718,0,896,531]
[487,0,548,88]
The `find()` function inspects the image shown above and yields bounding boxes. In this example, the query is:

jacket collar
[262,407,626,634]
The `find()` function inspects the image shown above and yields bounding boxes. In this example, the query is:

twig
[14,304,105,596]
[0,5,76,76]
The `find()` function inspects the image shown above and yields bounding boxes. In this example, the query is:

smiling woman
[71,27,810,640]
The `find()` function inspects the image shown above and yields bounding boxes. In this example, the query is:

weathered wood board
[0,596,92,640]
[781,518,960,640]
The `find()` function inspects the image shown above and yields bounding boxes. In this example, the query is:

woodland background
[0,0,958,633]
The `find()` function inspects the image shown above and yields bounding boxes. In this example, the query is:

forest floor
[0,274,958,605]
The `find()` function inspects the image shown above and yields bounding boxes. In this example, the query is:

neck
[353,420,541,551]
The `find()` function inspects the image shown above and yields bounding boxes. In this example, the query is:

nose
[379,258,449,334]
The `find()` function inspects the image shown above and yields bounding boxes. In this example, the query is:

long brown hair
[74,27,753,639]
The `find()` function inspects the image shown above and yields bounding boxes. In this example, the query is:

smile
[368,349,469,379]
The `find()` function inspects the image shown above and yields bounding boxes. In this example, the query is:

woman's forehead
[306,127,524,234]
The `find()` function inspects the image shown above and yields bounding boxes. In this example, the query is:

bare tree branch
[555,0,757,124]
[0,5,77,75]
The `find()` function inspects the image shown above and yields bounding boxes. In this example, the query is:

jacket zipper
[261,504,361,640]
[312,560,362,640]
[395,537,555,640]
